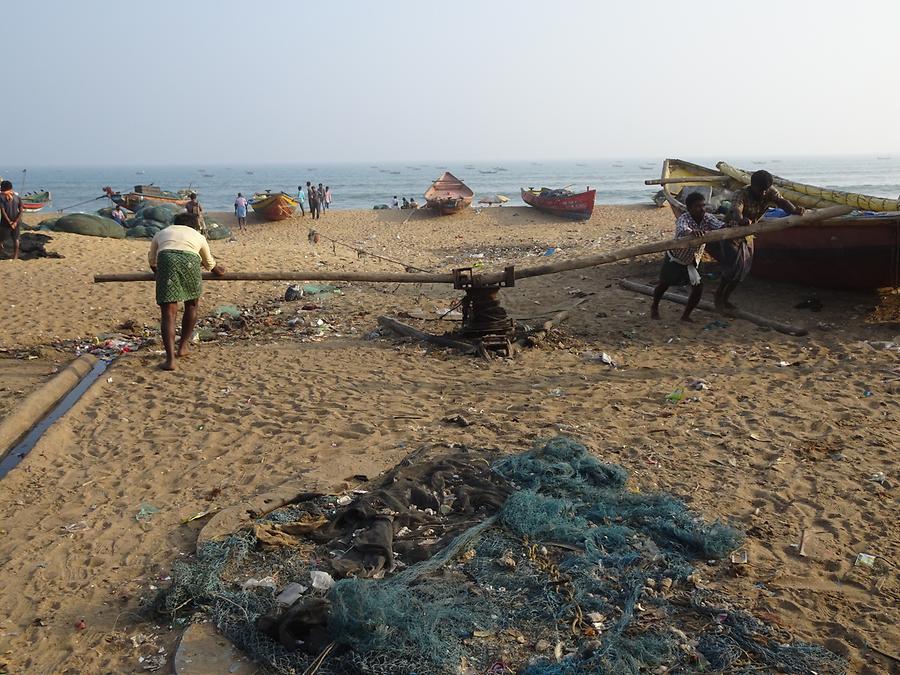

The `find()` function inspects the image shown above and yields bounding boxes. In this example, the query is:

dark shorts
[711,237,754,282]
[659,256,700,287]
[1,223,20,244]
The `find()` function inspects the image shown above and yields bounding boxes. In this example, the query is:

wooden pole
[376,316,476,353]
[93,205,851,286]
[619,279,808,336]
[644,176,730,186]
[478,205,851,285]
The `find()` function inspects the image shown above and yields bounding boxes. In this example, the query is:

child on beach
[650,192,722,322]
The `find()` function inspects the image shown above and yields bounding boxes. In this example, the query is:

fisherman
[234,192,249,231]
[307,181,320,220]
[317,183,326,214]
[0,180,23,260]
[111,204,128,227]
[391,195,399,209]
[651,192,723,322]
[714,170,803,310]
[185,192,205,235]
[296,185,306,217]
[149,212,225,371]
[401,197,410,209]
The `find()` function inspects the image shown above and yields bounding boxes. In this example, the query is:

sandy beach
[0,206,898,673]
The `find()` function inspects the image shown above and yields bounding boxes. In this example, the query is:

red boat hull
[521,188,596,220]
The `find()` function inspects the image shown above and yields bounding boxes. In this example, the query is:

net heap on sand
[153,437,846,675]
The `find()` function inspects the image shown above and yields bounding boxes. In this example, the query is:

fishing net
[204,215,232,240]
[49,213,125,238]
[135,203,180,224]
[153,438,845,674]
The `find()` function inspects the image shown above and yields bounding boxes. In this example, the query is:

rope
[56,195,107,213]
[309,228,432,273]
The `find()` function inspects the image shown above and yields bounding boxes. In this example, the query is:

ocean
[3,156,899,214]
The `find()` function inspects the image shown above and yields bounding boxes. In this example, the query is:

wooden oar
[93,205,851,285]
[619,279,808,336]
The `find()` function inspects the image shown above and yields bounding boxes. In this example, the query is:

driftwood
[376,316,476,354]
[619,279,808,336]
[93,206,851,286]
[519,297,589,346]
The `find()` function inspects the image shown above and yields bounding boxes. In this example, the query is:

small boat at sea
[21,190,51,212]
[521,186,596,220]
[656,158,900,289]
[250,191,298,221]
[424,172,473,215]
[103,185,189,211]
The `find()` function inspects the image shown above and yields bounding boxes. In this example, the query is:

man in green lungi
[149,213,225,371]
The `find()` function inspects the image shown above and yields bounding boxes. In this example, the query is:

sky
[5,0,900,166]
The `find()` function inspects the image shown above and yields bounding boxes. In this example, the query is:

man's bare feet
[176,345,190,358]
[680,315,694,322]
[159,360,176,371]
[650,308,661,320]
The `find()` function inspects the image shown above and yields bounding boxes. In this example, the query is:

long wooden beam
[93,205,851,286]
[644,176,731,186]
[619,279,808,336]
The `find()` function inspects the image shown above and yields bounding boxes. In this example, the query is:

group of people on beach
[393,196,419,209]
[650,170,804,322]
[297,182,332,219]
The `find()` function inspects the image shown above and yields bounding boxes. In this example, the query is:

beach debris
[583,351,617,367]
[703,320,729,330]
[794,297,823,311]
[798,529,812,557]
[336,495,353,507]
[863,388,874,397]
[61,521,90,533]
[730,550,749,565]
[687,378,709,391]
[135,503,160,522]
[666,388,685,404]
[74,618,86,630]
[181,510,215,524]
[33,618,47,627]
[443,413,473,427]
[776,360,791,367]
[548,388,566,397]
[214,305,242,318]
[543,247,557,256]
[139,654,166,671]
[310,571,335,591]
[854,553,877,568]
[275,582,308,608]
[867,471,887,485]
[241,577,277,592]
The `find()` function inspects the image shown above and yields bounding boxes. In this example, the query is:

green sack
[50,213,125,239]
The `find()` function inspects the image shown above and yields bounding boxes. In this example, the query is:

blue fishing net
[154,437,845,674]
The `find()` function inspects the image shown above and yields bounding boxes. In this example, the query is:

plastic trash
[276,582,308,608]
[854,553,876,568]
[241,576,277,592]
[543,247,556,256]
[665,388,685,403]
[135,503,160,522]
[583,351,617,367]
[310,570,335,591]
[214,305,242,318]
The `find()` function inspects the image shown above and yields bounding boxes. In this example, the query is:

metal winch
[452,266,516,355]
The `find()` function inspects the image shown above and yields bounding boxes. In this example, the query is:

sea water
[2,156,899,213]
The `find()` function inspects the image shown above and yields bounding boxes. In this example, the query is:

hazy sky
[6,0,899,165]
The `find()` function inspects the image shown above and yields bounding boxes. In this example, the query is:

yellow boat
[655,159,900,289]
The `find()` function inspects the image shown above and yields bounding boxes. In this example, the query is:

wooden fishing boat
[103,185,189,212]
[424,172,473,215]
[21,190,51,211]
[655,158,900,289]
[521,187,596,220]
[249,191,298,221]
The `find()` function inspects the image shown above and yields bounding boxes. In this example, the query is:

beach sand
[0,206,897,673]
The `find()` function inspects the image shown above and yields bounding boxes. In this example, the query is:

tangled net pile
[154,438,845,674]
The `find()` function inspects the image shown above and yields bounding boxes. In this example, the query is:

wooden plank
[644,176,731,186]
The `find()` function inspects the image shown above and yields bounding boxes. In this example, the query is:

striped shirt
[668,211,724,265]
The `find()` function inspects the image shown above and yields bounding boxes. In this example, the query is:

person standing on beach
[185,192,205,236]
[307,181,320,219]
[324,186,332,210]
[317,183,326,215]
[234,192,248,231]
[0,180,23,260]
[713,170,802,310]
[651,192,723,322]
[391,195,399,209]
[149,212,225,371]
[296,186,306,216]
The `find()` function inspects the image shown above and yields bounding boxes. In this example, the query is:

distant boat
[250,191,298,221]
[493,166,507,172]
[21,190,51,212]
[389,170,401,175]
[611,163,624,168]
[479,169,497,174]
[657,158,900,289]
[201,173,214,178]
[521,186,596,220]
[103,184,189,211]
[639,164,655,170]
[424,172,473,215]
[877,156,891,160]
[246,170,254,175]
[136,170,145,175]
[575,162,588,167]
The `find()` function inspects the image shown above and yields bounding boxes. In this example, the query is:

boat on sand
[250,191,298,221]
[424,172,473,215]
[521,186,596,220]
[103,185,189,212]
